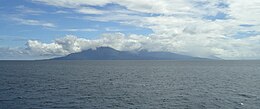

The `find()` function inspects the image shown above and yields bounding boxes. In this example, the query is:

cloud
[26,40,66,56]
[61,28,97,32]
[228,0,260,24]
[12,18,56,28]
[0,47,30,60]
[0,47,56,60]
[32,0,194,15]
[76,7,105,14]
[15,5,45,15]
[0,35,38,42]
[54,10,69,14]
[25,33,145,56]
[32,0,111,8]
[105,27,124,32]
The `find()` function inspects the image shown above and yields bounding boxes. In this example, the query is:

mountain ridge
[52,47,211,60]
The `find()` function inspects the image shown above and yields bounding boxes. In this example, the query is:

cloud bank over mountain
[2,32,259,60]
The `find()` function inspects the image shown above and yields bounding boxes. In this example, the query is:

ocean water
[0,60,260,109]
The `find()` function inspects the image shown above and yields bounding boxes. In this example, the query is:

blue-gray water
[0,60,260,109]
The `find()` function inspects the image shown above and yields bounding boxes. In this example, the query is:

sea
[0,60,260,109]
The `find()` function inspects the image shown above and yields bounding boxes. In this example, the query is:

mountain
[52,47,209,60]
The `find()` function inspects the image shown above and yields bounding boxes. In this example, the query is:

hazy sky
[0,0,260,60]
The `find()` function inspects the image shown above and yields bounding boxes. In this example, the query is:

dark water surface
[0,60,260,109]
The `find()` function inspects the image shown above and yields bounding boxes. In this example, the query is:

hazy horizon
[1,46,260,61]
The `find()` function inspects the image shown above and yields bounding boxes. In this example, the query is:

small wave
[237,93,256,98]
[0,87,14,91]
[0,99,13,102]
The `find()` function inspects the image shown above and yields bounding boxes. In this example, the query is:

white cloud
[0,47,57,60]
[83,13,142,23]
[105,27,123,32]
[26,40,66,55]
[76,7,105,14]
[54,10,69,14]
[228,0,260,24]
[15,5,45,15]
[33,0,111,7]
[61,28,97,32]
[12,18,56,28]
[33,0,195,15]
[25,34,145,56]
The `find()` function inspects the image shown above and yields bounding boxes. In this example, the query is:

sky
[0,0,260,60]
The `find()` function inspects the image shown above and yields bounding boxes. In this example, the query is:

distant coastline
[51,47,213,60]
